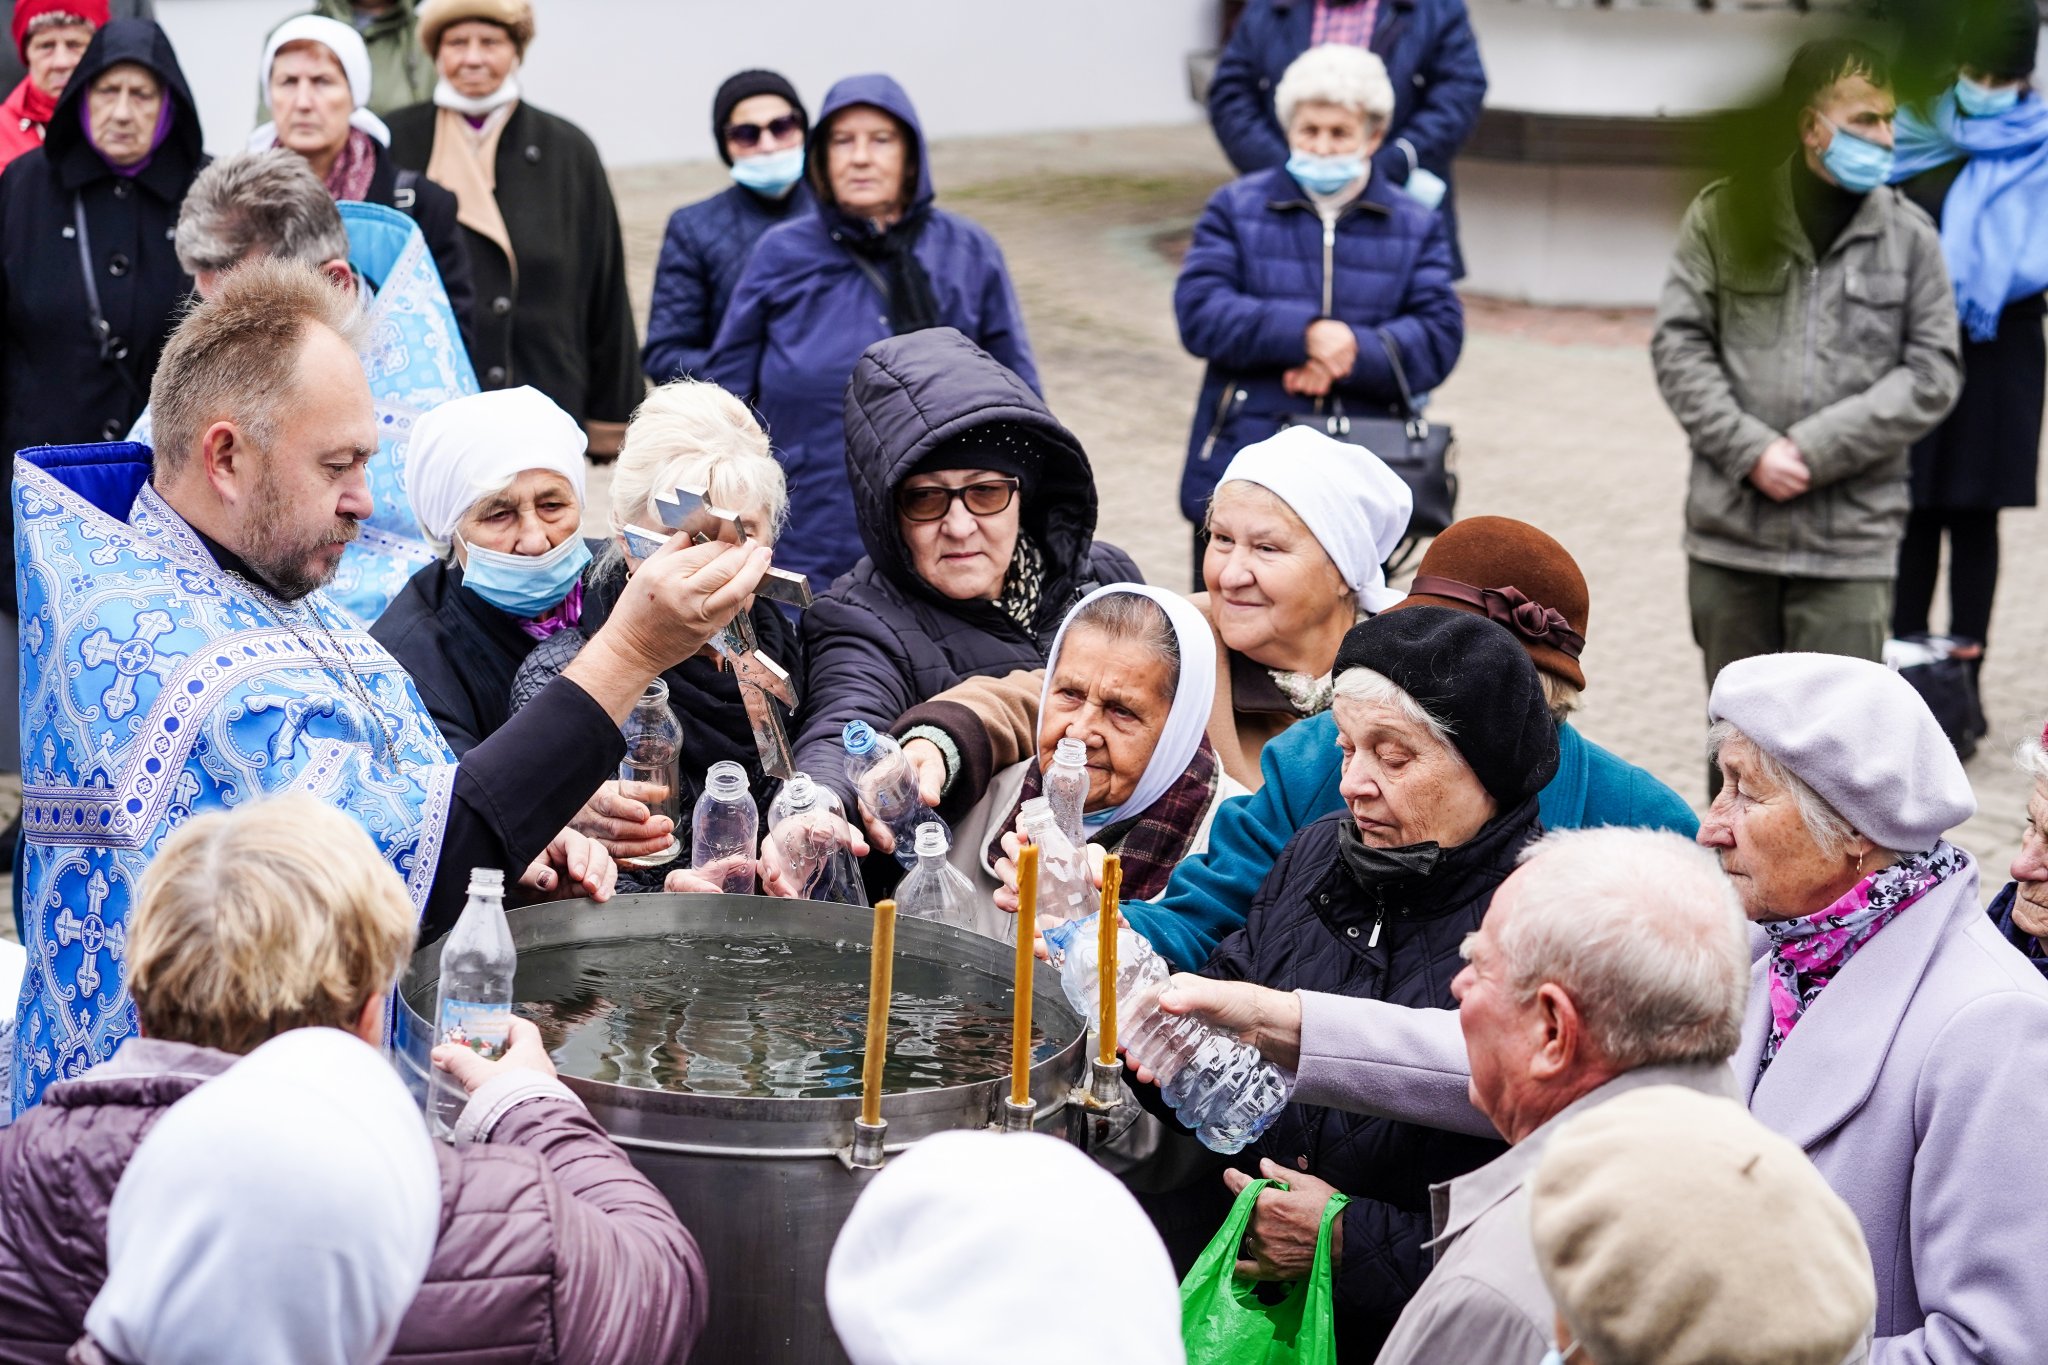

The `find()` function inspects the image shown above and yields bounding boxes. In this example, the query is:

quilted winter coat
[1173,165,1463,523]
[0,1039,707,1364]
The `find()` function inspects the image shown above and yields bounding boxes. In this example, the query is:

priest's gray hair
[174,150,351,279]
[150,258,365,475]
[1486,827,1751,1070]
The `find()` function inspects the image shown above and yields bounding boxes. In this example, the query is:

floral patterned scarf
[1759,839,1968,1075]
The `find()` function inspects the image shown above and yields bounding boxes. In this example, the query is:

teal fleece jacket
[1123,716,1700,973]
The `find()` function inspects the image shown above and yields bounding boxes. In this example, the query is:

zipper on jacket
[1367,902,1385,949]
[1197,385,1246,462]
[1321,215,1337,316]
[1801,263,1819,416]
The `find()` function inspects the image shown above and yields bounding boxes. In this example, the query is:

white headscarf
[827,1131,1185,1365]
[1216,426,1414,613]
[405,386,588,542]
[1037,583,1218,828]
[84,1028,441,1365]
[250,16,393,149]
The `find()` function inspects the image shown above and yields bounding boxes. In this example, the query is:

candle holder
[1000,1094,1038,1133]
[848,1116,888,1169]
[1087,1056,1122,1108]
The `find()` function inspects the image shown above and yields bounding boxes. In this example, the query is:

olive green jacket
[259,0,435,119]
[1651,164,1961,579]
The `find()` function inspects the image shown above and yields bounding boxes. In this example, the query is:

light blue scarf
[1893,90,2048,342]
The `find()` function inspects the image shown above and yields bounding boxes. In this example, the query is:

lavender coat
[1290,854,2048,1365]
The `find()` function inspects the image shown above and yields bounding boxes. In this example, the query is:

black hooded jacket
[0,20,202,611]
[792,327,1139,811]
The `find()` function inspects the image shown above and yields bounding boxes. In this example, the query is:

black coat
[0,19,202,614]
[385,100,641,430]
[1201,804,1535,1358]
[793,328,1139,812]
[370,558,538,758]
[362,139,475,359]
[1902,159,2045,510]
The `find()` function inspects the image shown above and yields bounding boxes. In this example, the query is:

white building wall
[157,0,1215,165]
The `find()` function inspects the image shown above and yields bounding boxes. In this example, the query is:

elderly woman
[643,69,811,386]
[1991,720,2048,976]
[947,587,1247,934]
[386,0,638,452]
[511,379,801,880]
[708,73,1036,590]
[1176,42,1463,581]
[790,327,1134,839]
[256,14,473,347]
[371,385,589,757]
[1146,606,1555,1356]
[0,0,102,171]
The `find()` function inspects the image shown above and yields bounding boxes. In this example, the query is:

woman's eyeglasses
[727,115,805,149]
[895,478,1020,522]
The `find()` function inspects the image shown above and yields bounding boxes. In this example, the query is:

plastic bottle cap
[842,719,877,755]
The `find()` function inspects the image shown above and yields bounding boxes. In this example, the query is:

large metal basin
[393,893,1087,1365]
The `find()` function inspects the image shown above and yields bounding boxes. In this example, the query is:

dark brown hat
[1383,516,1590,689]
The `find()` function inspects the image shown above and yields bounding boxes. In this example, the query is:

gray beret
[1708,653,1975,854]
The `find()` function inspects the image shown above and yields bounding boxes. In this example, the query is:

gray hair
[175,150,351,278]
[2017,731,2048,790]
[1063,591,1180,699]
[602,380,787,573]
[1706,720,1861,858]
[25,11,94,40]
[1489,827,1751,1071]
[1275,43,1396,133]
[1334,665,1468,761]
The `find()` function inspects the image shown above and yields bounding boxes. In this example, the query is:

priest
[9,258,768,1114]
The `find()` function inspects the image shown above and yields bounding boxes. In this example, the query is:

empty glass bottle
[895,823,980,932]
[765,773,868,905]
[1046,913,1293,1154]
[431,867,516,1137]
[841,719,946,867]
[1043,736,1089,846]
[690,760,759,895]
[619,679,683,868]
[1014,796,1091,930]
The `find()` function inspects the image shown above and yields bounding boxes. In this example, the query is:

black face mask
[1335,817,1443,891]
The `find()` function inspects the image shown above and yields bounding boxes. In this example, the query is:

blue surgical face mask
[1287,149,1367,196]
[459,530,590,618]
[1819,117,1895,194]
[1956,74,2023,118]
[731,146,805,199]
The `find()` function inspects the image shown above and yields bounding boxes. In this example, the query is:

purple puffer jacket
[0,1038,707,1364]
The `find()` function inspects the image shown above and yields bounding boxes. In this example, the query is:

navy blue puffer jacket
[1173,166,1464,523]
[641,181,812,385]
[1201,802,1533,1357]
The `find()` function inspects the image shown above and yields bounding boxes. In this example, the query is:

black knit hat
[1960,0,2039,81]
[712,69,807,166]
[910,422,1044,500]
[1334,606,1560,806]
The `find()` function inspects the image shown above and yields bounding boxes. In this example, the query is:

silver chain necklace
[237,573,407,771]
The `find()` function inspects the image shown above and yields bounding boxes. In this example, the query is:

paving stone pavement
[610,121,2046,892]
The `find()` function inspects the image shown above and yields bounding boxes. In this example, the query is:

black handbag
[1281,328,1456,544]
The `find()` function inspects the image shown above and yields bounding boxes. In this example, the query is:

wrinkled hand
[1223,1160,1343,1281]
[593,534,772,676]
[1747,436,1811,502]
[520,826,617,902]
[1304,319,1359,380]
[1123,976,1302,1082]
[571,780,675,863]
[757,814,870,898]
[663,866,725,895]
[1282,357,1336,397]
[432,1016,557,1095]
[857,743,946,856]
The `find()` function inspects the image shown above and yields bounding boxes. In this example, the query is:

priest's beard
[241,467,362,601]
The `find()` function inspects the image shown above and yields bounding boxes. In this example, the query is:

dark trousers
[1894,507,2000,645]
[1688,560,1892,794]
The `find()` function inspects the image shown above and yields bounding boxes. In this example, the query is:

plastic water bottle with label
[690,760,759,894]
[841,720,946,867]
[1042,737,1089,845]
[1045,912,1293,1154]
[431,867,516,1136]
[895,822,980,932]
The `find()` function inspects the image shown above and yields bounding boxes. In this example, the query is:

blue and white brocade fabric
[126,200,476,624]
[8,447,458,1116]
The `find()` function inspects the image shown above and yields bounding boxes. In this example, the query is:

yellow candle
[859,898,897,1128]
[1098,855,1121,1066]
[1011,843,1039,1108]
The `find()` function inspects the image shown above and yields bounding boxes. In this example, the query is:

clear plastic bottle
[689,760,759,895]
[1014,796,1091,929]
[618,679,683,869]
[431,867,516,1136]
[1043,736,1089,846]
[841,720,946,867]
[765,772,868,905]
[1045,913,1293,1155]
[894,823,980,932]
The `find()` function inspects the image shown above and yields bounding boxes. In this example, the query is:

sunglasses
[895,478,1020,522]
[727,114,804,148]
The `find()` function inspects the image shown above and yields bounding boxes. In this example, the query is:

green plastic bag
[1179,1178,1351,1364]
